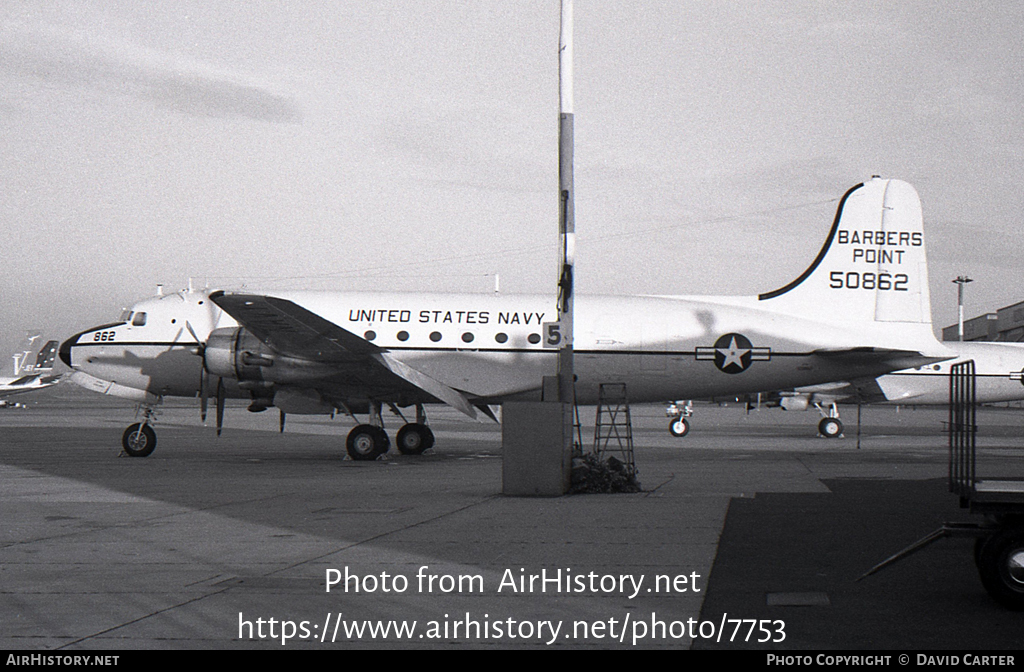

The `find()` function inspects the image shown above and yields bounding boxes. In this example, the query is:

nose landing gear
[122,406,159,457]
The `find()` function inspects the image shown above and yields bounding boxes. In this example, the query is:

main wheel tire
[818,417,843,438]
[669,417,690,438]
[977,526,1024,610]
[346,424,390,461]
[122,423,156,457]
[396,423,434,455]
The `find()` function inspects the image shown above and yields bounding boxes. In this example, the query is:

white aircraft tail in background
[0,334,62,406]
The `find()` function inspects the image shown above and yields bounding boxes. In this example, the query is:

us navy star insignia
[695,333,771,374]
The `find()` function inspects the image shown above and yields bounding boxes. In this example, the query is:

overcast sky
[2,1,1022,361]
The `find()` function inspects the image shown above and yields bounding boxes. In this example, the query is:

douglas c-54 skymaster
[59,177,953,459]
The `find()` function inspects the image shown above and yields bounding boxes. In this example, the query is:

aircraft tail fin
[32,341,59,373]
[757,177,931,326]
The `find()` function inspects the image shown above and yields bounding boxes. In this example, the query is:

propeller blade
[279,410,286,433]
[189,320,209,425]
[185,321,204,354]
[200,368,208,423]
[216,377,225,436]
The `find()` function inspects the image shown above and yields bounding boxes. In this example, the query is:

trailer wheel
[976,526,1024,610]
[974,535,991,568]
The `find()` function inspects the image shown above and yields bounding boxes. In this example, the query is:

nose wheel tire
[122,423,157,457]
[396,423,435,455]
[818,417,843,438]
[346,424,390,461]
[669,417,690,438]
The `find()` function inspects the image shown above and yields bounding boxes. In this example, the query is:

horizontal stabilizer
[812,347,948,372]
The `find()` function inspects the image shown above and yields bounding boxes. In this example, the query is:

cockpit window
[119,309,133,322]
[132,312,148,327]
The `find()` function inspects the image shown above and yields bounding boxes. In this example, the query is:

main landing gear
[815,401,844,438]
[666,400,693,438]
[122,406,159,457]
[345,402,435,461]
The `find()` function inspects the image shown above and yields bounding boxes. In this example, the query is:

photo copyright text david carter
[236,566,786,646]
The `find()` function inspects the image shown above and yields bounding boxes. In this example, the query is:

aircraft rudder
[758,178,931,326]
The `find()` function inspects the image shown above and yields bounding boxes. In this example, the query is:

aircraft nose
[58,334,78,368]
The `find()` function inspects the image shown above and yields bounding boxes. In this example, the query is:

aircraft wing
[208,292,478,418]
[0,373,62,397]
[790,377,889,405]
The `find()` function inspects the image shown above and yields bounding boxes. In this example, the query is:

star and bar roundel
[695,333,771,374]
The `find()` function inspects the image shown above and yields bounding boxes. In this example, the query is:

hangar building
[941,300,1024,342]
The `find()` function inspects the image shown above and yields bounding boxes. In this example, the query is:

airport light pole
[953,275,973,342]
[556,0,575,407]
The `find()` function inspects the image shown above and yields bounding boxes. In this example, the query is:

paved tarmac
[2,385,1024,650]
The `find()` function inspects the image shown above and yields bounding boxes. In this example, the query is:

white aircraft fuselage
[61,289,947,409]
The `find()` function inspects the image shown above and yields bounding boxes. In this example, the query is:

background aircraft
[60,178,953,458]
[0,334,61,407]
[667,340,1024,438]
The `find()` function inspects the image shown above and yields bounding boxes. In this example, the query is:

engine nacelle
[204,327,275,382]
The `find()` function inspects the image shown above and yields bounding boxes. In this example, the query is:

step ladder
[593,382,636,475]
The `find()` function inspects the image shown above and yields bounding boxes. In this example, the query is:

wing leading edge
[208,292,477,418]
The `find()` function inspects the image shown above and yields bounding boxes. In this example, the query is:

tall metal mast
[557,0,575,408]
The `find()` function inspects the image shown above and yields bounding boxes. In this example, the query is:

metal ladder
[593,383,636,475]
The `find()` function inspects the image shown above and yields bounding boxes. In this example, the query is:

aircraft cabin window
[429,331,442,342]
[132,312,147,327]
[364,330,376,341]
[495,333,508,343]
[462,332,474,343]
[397,331,409,342]
[528,333,540,344]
